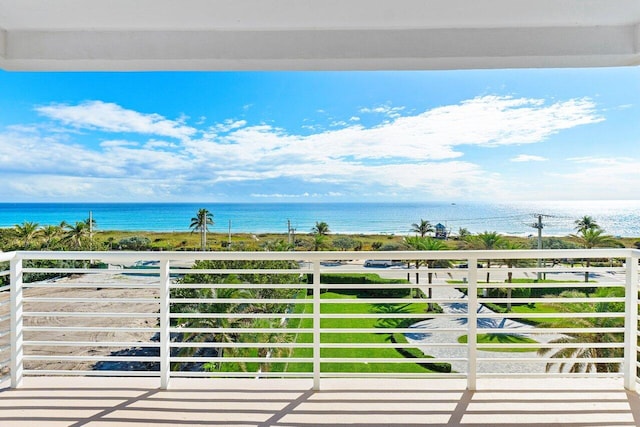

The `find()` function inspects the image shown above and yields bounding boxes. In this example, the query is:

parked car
[364,260,393,268]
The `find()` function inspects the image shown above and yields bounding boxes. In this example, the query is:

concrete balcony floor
[1,377,639,426]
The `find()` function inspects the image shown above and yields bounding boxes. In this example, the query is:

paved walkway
[406,278,563,374]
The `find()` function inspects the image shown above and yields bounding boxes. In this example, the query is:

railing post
[160,258,171,389]
[312,260,321,391]
[467,258,478,391]
[624,255,638,391]
[10,256,23,388]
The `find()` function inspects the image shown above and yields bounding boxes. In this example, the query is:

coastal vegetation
[1,213,635,253]
[189,208,214,251]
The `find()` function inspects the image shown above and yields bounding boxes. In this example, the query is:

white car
[364,260,392,268]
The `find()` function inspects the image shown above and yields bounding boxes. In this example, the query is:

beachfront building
[1,1,640,425]
[434,223,448,240]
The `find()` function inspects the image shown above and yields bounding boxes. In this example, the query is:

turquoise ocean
[1,201,639,237]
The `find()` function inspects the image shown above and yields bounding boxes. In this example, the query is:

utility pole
[287,219,296,249]
[89,210,93,251]
[530,214,549,281]
[228,220,232,250]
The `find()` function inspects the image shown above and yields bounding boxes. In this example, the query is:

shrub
[317,273,411,297]
[117,236,151,250]
[390,333,451,373]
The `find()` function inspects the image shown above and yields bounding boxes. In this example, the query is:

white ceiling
[1,0,639,71]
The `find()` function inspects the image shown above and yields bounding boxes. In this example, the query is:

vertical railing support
[10,256,23,388]
[467,258,478,391]
[160,258,171,389]
[312,260,321,391]
[624,255,638,391]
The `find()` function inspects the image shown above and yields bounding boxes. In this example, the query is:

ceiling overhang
[1,0,639,71]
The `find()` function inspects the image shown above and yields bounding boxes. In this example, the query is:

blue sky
[0,68,638,202]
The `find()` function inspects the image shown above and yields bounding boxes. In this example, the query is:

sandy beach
[1,272,160,372]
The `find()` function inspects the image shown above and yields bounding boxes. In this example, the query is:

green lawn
[283,291,443,374]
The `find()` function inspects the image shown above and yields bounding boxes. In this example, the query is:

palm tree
[311,233,328,251]
[311,221,330,235]
[537,297,623,373]
[173,285,250,371]
[63,221,91,250]
[469,231,504,284]
[12,221,40,249]
[574,215,600,233]
[410,219,434,237]
[41,224,64,250]
[570,228,618,282]
[189,208,214,251]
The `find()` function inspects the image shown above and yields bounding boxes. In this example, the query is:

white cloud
[250,192,313,198]
[511,154,548,162]
[36,101,197,140]
[541,157,640,200]
[211,119,247,133]
[1,95,606,201]
[360,105,405,118]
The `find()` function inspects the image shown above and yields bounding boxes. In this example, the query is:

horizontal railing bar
[170,327,307,334]
[0,331,11,338]
[321,327,467,333]
[23,355,161,362]
[24,297,159,303]
[322,342,467,349]
[319,298,427,304]
[477,312,625,319]
[0,252,15,262]
[171,342,312,349]
[25,283,160,289]
[320,372,464,379]
[0,344,9,352]
[22,370,160,376]
[171,357,312,363]
[0,314,9,322]
[169,327,468,334]
[482,282,625,289]
[319,313,467,319]
[170,298,300,304]
[477,357,624,363]
[320,357,465,363]
[24,312,159,318]
[24,341,160,347]
[15,248,637,261]
[173,268,304,275]
[475,327,625,334]
[169,371,314,378]
[476,372,622,378]
[171,283,308,290]
[479,297,625,304]
[171,313,311,319]
[23,326,160,332]
[320,284,456,290]
[22,268,161,275]
[479,342,624,349]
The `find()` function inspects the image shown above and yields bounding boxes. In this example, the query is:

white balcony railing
[0,249,638,392]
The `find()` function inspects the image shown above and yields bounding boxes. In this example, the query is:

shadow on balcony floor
[1,377,639,426]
